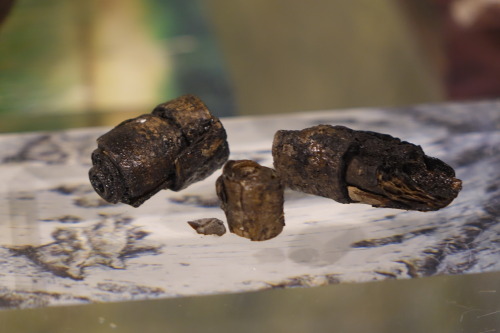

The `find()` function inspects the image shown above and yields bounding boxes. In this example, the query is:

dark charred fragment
[216,160,285,241]
[88,95,229,207]
[272,125,462,211]
[187,218,226,236]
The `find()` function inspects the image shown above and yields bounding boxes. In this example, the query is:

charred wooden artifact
[216,160,285,241]
[187,218,226,236]
[89,95,229,207]
[272,125,462,211]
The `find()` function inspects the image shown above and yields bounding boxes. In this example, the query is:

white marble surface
[0,101,499,309]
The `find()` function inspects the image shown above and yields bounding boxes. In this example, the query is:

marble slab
[0,101,499,309]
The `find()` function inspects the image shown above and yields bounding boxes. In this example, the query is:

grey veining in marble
[0,101,498,309]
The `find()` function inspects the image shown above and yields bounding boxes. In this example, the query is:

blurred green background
[0,0,444,132]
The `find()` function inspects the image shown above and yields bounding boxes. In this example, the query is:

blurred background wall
[0,0,234,131]
[0,0,498,131]
[205,0,443,115]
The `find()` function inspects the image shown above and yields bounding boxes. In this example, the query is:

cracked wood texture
[0,101,499,310]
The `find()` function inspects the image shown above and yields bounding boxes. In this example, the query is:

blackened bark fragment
[152,95,230,191]
[187,218,226,236]
[273,125,354,203]
[273,125,462,211]
[89,95,229,207]
[216,160,285,241]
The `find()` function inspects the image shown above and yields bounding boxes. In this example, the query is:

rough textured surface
[0,100,498,310]
[216,160,285,241]
[273,125,462,211]
[88,95,229,207]
[187,218,226,236]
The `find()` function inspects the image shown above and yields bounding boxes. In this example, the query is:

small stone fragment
[187,218,226,236]
[272,125,462,211]
[216,160,285,241]
[88,95,229,207]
